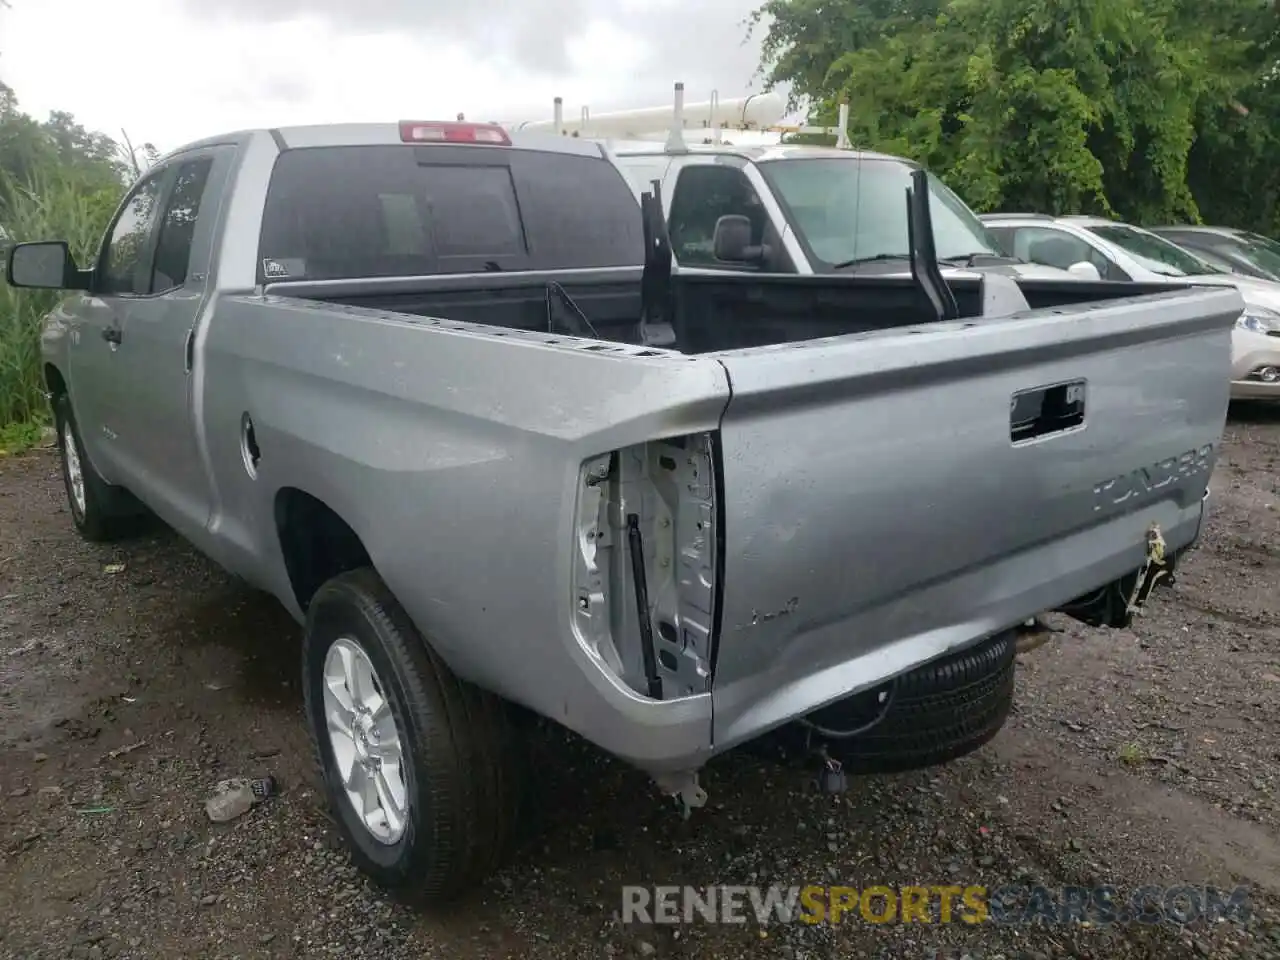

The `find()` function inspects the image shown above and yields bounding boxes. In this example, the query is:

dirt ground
[1,407,1279,960]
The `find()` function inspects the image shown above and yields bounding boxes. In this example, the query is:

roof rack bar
[665,82,687,153]
[835,102,851,150]
[762,101,852,147]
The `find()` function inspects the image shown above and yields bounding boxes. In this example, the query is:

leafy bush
[0,168,120,429]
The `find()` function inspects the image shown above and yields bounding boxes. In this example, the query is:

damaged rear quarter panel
[199,295,731,767]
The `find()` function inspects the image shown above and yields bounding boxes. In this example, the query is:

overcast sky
[0,0,777,154]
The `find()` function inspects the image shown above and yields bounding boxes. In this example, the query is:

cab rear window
[257,144,644,282]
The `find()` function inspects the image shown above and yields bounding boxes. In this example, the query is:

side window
[98,172,166,295]
[151,157,214,292]
[667,165,768,267]
[1010,226,1126,280]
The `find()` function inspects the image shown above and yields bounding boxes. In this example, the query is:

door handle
[1010,380,1086,443]
[102,325,122,345]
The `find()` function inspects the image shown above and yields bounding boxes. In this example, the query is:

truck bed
[264,269,1193,354]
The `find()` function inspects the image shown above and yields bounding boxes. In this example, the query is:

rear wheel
[53,393,145,543]
[302,567,522,899]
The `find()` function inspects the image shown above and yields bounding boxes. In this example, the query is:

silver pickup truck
[6,119,1239,900]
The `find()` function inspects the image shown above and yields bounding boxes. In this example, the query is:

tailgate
[709,287,1238,748]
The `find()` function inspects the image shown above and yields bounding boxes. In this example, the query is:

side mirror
[1066,260,1102,281]
[713,215,766,264]
[6,241,90,291]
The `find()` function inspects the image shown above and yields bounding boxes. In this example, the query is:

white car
[982,214,1280,399]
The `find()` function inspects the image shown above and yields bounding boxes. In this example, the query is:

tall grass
[0,169,120,429]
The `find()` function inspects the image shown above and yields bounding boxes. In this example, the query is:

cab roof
[157,123,608,165]
[606,142,908,165]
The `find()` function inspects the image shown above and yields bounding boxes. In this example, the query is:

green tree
[0,80,127,435]
[1177,0,1280,234]
[752,0,1279,230]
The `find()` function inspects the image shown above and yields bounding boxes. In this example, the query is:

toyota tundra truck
[5,118,1238,900]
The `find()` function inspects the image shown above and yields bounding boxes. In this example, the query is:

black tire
[52,393,145,543]
[811,629,1016,774]
[302,567,522,899]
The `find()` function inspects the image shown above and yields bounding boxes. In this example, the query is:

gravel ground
[1,406,1279,960]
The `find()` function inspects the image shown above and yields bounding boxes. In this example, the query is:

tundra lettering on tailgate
[1092,444,1214,513]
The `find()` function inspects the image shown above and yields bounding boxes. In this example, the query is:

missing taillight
[570,436,718,700]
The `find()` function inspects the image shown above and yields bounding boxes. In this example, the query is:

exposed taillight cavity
[570,434,719,701]
[398,121,511,145]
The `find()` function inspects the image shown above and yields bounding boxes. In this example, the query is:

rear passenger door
[107,146,235,540]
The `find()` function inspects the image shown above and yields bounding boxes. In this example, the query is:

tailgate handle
[1011,380,1085,443]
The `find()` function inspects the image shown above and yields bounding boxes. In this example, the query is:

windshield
[1086,224,1221,277]
[759,158,1003,268]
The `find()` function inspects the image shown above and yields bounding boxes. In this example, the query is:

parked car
[1148,225,1280,283]
[5,119,1238,899]
[982,214,1280,400]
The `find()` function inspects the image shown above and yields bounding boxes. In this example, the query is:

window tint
[377,193,428,255]
[506,151,643,269]
[99,173,165,295]
[668,165,767,266]
[419,165,523,259]
[151,157,214,292]
[258,145,643,281]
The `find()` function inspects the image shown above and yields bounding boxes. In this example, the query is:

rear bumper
[564,493,1208,775]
